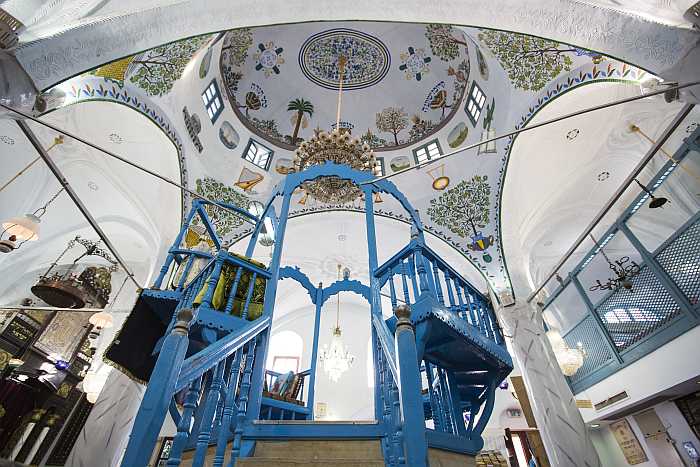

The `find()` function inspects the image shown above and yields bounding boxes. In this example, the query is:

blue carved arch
[279,266,318,304]
[279,162,424,233]
[321,279,371,306]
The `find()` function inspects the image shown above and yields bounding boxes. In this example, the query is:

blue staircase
[115,163,512,467]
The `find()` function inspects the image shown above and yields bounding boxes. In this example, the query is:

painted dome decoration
[220,22,470,151]
[299,28,391,90]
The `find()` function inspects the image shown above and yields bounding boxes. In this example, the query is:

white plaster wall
[270,297,375,420]
[578,325,700,423]
[591,401,700,467]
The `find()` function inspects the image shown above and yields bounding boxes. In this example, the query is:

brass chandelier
[290,55,377,204]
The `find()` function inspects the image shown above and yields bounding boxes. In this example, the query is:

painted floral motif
[193,178,250,237]
[254,41,285,77]
[299,28,391,90]
[128,35,212,96]
[427,175,491,239]
[478,30,573,91]
[399,47,431,81]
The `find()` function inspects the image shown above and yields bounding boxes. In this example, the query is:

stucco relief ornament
[254,41,284,77]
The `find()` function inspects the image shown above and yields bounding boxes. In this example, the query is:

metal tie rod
[0,103,257,224]
[363,80,700,184]
[526,102,695,302]
[17,120,144,290]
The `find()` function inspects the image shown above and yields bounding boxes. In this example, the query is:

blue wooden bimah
[118,163,512,467]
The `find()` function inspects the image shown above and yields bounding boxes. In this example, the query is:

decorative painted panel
[34,312,90,361]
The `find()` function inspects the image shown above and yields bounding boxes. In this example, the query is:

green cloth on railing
[193,254,267,320]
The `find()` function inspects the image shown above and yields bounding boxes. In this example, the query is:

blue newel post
[121,308,194,467]
[393,305,428,466]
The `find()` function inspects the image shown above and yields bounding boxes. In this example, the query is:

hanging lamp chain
[336,263,341,330]
[32,187,66,218]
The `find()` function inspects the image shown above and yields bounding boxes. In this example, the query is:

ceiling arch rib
[11,0,698,90]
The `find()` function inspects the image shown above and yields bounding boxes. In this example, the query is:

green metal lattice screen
[655,217,700,307]
[563,316,615,385]
[594,265,681,353]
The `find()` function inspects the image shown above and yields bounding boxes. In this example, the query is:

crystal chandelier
[546,328,586,377]
[290,55,376,204]
[319,264,355,382]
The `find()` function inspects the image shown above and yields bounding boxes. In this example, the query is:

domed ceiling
[27,19,662,305]
[219,22,470,150]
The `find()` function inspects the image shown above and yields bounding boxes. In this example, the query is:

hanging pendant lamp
[319,264,355,382]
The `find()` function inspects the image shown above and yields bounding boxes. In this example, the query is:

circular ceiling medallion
[109,133,123,144]
[88,181,99,191]
[566,129,580,140]
[299,28,391,90]
[597,171,610,181]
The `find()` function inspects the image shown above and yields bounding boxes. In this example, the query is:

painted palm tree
[287,98,314,145]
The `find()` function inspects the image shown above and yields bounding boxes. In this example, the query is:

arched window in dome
[266,330,303,374]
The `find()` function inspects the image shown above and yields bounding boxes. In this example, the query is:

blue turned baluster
[413,248,431,297]
[400,261,412,303]
[388,275,398,310]
[390,377,404,465]
[200,253,225,310]
[167,376,202,466]
[431,262,445,306]
[192,361,226,467]
[444,272,457,314]
[240,272,257,320]
[455,282,467,321]
[466,292,479,329]
[228,338,257,466]
[223,266,244,315]
[406,256,420,299]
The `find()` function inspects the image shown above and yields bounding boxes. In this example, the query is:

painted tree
[194,178,250,237]
[287,98,314,145]
[221,28,254,66]
[478,30,574,91]
[376,107,408,145]
[427,175,491,238]
[425,24,469,61]
[129,35,212,96]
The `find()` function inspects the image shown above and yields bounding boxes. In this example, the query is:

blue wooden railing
[376,238,504,347]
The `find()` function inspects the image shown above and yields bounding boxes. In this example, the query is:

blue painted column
[307,284,323,419]
[154,203,199,289]
[247,191,292,424]
[393,305,428,466]
[121,309,194,467]
[363,186,383,422]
